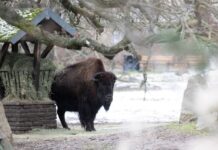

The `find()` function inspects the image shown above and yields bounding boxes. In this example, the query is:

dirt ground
[12,123,206,150]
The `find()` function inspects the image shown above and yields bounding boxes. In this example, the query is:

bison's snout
[105,95,112,101]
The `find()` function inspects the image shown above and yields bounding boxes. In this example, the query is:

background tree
[0,0,217,61]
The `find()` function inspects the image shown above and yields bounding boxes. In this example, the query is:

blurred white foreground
[63,72,189,124]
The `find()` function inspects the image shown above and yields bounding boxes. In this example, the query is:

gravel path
[13,123,202,150]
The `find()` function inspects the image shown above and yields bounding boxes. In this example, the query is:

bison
[50,58,116,131]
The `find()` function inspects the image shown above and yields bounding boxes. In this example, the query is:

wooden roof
[0,8,77,43]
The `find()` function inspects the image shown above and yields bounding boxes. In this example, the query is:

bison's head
[93,72,116,111]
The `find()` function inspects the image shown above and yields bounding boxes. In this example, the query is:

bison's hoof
[64,127,71,130]
[85,128,96,132]
[92,128,96,131]
[85,128,92,132]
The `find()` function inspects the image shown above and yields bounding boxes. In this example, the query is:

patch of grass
[81,143,113,150]
[0,144,3,150]
[29,128,78,136]
[13,124,124,141]
[167,123,208,135]
[13,128,81,140]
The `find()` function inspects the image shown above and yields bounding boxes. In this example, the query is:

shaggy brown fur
[50,58,116,131]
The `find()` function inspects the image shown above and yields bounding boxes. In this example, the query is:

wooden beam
[20,41,31,55]
[0,43,10,68]
[11,43,18,53]
[32,42,41,93]
[41,44,54,58]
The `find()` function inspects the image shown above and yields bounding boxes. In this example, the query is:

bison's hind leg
[91,122,96,131]
[57,108,70,130]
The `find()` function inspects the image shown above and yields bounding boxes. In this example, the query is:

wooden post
[11,43,18,53]
[32,42,41,94]
[41,44,54,58]
[0,43,10,68]
[20,41,31,55]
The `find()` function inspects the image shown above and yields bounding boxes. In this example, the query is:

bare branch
[59,0,104,33]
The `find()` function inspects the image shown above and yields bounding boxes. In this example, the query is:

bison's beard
[103,103,111,111]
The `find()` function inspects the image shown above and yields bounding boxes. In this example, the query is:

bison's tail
[49,81,56,101]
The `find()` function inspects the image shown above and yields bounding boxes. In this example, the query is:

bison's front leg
[57,108,70,130]
[89,113,97,131]
[85,114,96,131]
[79,102,96,131]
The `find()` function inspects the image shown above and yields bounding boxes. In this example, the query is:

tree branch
[0,3,131,59]
[89,0,128,8]
[194,0,218,40]
[59,0,104,33]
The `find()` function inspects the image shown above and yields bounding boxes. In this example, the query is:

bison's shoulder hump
[67,58,105,72]
[54,58,106,81]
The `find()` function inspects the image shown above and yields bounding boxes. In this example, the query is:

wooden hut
[0,8,76,93]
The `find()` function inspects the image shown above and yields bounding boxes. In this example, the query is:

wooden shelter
[0,8,76,92]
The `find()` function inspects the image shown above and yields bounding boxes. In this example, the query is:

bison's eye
[113,77,117,82]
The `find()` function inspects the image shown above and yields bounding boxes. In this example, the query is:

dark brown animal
[50,58,116,131]
[0,77,5,100]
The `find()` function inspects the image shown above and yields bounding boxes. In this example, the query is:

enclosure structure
[140,55,203,72]
[3,101,57,133]
[0,8,77,133]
